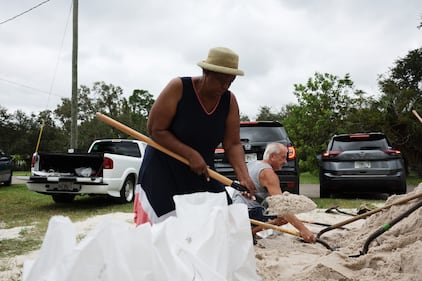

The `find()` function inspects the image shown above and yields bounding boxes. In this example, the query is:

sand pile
[265,192,317,216]
[255,183,422,281]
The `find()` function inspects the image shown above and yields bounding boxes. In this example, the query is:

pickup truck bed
[24,139,146,203]
[33,152,103,177]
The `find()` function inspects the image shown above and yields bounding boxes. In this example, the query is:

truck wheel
[119,175,135,203]
[52,194,75,203]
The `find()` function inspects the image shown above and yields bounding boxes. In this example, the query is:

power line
[45,1,73,110]
[0,0,52,25]
[0,77,66,98]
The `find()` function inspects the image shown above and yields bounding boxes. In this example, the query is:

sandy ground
[255,184,422,281]
[1,184,422,281]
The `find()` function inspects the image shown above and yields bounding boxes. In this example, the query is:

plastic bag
[22,216,76,281]
[23,192,261,281]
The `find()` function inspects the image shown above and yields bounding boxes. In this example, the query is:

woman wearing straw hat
[134,47,256,224]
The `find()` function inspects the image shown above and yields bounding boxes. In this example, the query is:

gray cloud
[0,0,421,119]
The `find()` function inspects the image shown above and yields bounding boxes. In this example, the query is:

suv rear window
[331,134,389,151]
[240,127,289,143]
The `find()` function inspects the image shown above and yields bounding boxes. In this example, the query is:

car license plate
[245,153,257,162]
[58,181,79,191]
[354,161,371,168]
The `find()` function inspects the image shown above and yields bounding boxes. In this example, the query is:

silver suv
[318,132,406,197]
[214,121,300,194]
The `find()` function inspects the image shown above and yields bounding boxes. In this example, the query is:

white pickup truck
[24,139,147,203]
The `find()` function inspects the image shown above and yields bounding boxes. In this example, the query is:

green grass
[13,171,31,176]
[407,175,422,186]
[311,198,382,209]
[300,171,422,186]
[300,172,320,184]
[300,171,422,209]
[0,183,132,258]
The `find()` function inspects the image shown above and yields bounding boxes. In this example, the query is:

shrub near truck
[23,139,146,203]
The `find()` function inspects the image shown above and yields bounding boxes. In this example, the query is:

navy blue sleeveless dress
[137,77,231,221]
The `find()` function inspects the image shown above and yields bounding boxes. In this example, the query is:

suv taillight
[322,151,341,159]
[287,146,296,160]
[384,149,401,155]
[103,157,114,169]
[215,148,224,154]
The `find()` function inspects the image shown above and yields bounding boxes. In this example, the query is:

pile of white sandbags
[22,192,261,281]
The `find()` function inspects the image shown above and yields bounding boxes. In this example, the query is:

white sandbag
[23,216,76,281]
[23,192,261,281]
[151,194,230,281]
[174,192,231,275]
[23,219,155,281]
[171,192,261,281]
[225,203,261,281]
[46,221,154,281]
[149,217,201,280]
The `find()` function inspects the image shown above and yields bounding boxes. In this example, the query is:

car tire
[395,177,407,195]
[118,175,135,203]
[319,176,331,198]
[4,170,12,186]
[52,194,76,203]
[319,171,330,198]
[290,180,300,195]
[320,185,331,198]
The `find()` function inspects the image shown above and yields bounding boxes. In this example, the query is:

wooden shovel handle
[412,110,422,124]
[250,219,301,236]
[251,219,335,250]
[317,191,422,238]
[95,112,248,191]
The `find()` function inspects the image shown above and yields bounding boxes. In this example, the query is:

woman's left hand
[239,177,257,195]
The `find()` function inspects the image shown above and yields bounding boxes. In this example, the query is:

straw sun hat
[197,47,244,76]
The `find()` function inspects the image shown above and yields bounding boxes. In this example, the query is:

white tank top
[247,160,272,200]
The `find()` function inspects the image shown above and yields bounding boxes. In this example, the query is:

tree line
[255,48,422,176]
[0,82,154,170]
[1,48,421,176]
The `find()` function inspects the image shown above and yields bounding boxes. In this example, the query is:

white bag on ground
[23,216,76,281]
[172,192,260,281]
[23,191,261,281]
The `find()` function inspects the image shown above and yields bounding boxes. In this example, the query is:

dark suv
[318,132,406,198]
[214,121,300,194]
[0,150,13,186]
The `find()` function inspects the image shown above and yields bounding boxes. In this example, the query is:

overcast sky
[1,0,421,119]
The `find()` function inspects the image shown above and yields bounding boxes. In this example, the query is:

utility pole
[70,0,78,150]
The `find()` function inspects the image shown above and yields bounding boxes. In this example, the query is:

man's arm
[258,169,282,195]
[259,168,316,243]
